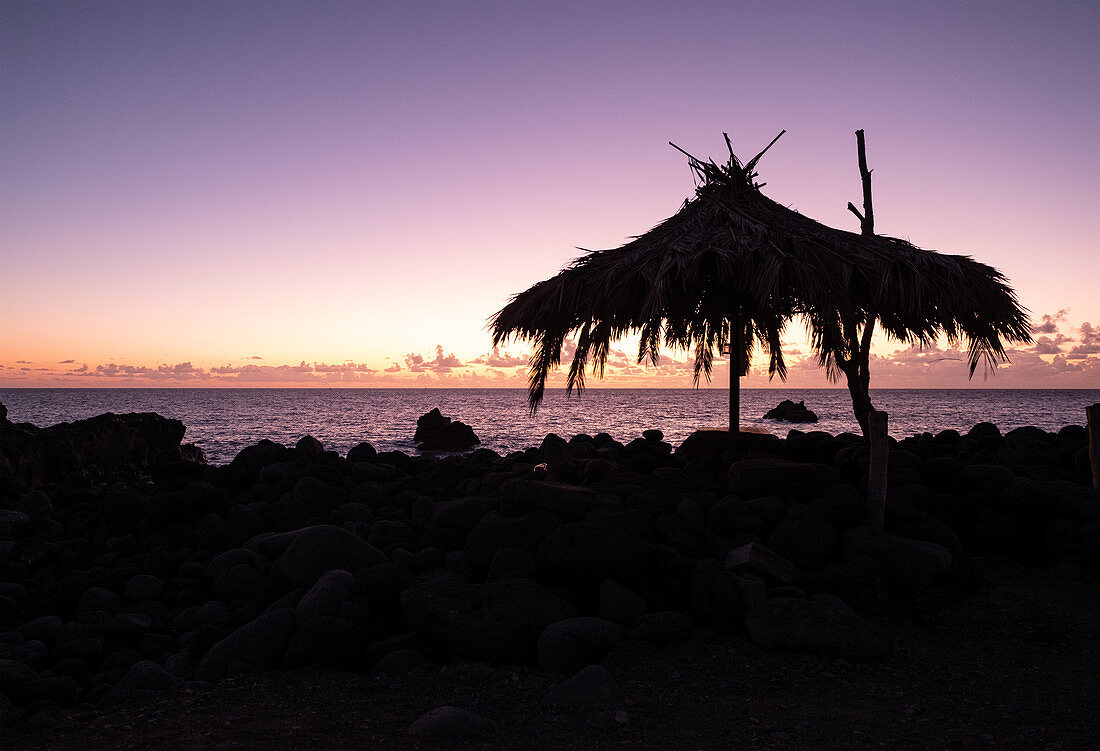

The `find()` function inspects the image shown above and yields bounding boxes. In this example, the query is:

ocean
[1,388,1097,465]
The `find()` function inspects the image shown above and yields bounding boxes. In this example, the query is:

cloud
[470,346,528,368]
[16,360,31,364]
[245,355,263,360]
[404,345,464,373]
[1067,321,1099,358]
[384,363,402,373]
[1033,334,1072,355]
[313,361,375,374]
[1031,309,1069,335]
[58,359,75,364]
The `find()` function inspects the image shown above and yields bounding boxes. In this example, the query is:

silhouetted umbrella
[491,133,1031,432]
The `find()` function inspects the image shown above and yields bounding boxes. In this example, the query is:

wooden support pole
[867,410,889,526]
[729,311,743,433]
[1088,403,1100,491]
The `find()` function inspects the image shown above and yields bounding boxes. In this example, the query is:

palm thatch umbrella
[491,132,1031,434]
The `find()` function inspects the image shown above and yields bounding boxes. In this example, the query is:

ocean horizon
[3,387,1097,466]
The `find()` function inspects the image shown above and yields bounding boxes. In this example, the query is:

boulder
[724,542,794,584]
[270,525,387,587]
[627,611,692,646]
[284,616,360,669]
[542,664,622,706]
[400,578,574,663]
[841,524,952,593]
[764,400,819,423]
[689,558,744,635]
[766,504,841,570]
[793,555,891,615]
[729,458,838,500]
[745,597,889,661]
[537,617,626,673]
[195,608,297,682]
[499,480,596,520]
[294,435,323,458]
[597,579,648,628]
[407,706,494,740]
[414,409,480,451]
[295,569,355,625]
[537,522,655,581]
[465,511,560,572]
[0,410,187,487]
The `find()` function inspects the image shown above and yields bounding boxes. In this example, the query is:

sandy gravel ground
[5,562,1097,751]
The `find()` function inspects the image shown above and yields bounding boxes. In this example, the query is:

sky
[2,0,1097,389]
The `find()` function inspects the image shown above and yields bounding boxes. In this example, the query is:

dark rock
[764,400,819,423]
[841,524,952,592]
[724,542,794,584]
[369,648,426,677]
[766,504,841,570]
[401,578,574,664]
[1002,479,1098,520]
[1044,517,1100,564]
[793,556,891,615]
[465,511,560,572]
[958,463,1016,493]
[346,442,378,463]
[707,496,766,535]
[689,558,744,635]
[295,569,354,625]
[285,616,360,669]
[598,579,648,628]
[123,574,164,602]
[414,409,480,451]
[407,706,494,740]
[17,616,63,645]
[485,548,539,582]
[500,479,596,520]
[542,664,622,706]
[212,563,264,603]
[628,611,692,646]
[538,522,655,581]
[295,435,323,458]
[537,617,625,673]
[1,410,187,487]
[270,524,388,587]
[195,608,297,682]
[729,458,838,500]
[810,484,867,527]
[745,597,889,661]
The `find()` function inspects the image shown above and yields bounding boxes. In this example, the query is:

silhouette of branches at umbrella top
[491,132,1031,412]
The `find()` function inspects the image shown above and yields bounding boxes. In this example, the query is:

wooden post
[1088,403,1100,491]
[729,310,743,433]
[867,410,889,526]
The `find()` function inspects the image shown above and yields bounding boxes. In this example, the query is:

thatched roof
[491,133,1031,408]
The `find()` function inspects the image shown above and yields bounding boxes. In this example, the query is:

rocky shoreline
[1,405,1097,745]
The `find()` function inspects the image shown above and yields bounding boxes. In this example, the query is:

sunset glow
[3,1,1097,389]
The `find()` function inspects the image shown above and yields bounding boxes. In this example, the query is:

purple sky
[2,1,1097,387]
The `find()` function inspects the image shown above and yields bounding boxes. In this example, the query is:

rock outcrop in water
[414,408,480,450]
[764,399,818,423]
[0,403,199,488]
[0,414,1096,729]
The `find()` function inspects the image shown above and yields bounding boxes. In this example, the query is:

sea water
[2,388,1096,465]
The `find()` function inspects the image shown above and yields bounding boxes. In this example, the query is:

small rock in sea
[764,399,818,423]
[414,408,480,450]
